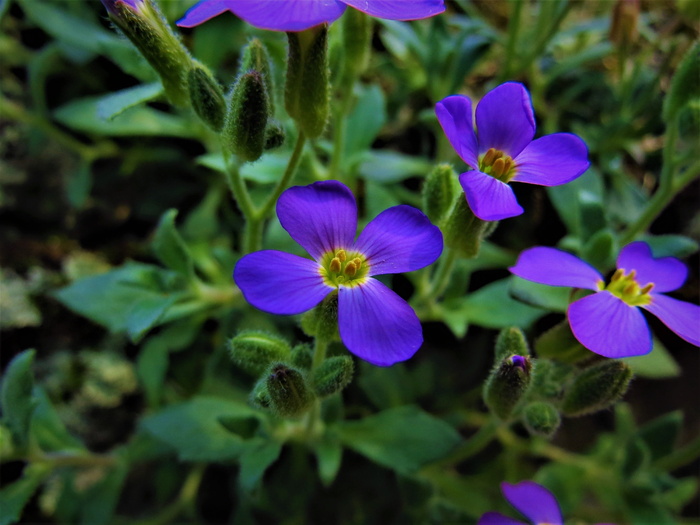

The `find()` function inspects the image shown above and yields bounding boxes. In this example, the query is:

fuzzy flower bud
[301,292,340,343]
[265,364,315,418]
[561,360,633,417]
[442,196,496,259]
[240,38,276,115]
[422,164,458,224]
[484,354,532,420]
[228,331,291,376]
[187,63,226,131]
[494,327,530,363]
[340,7,371,82]
[312,356,354,398]
[523,401,561,438]
[225,70,270,162]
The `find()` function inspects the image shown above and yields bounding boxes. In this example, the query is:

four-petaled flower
[435,82,590,221]
[234,180,443,366]
[478,480,615,525]
[178,0,445,32]
[510,241,700,358]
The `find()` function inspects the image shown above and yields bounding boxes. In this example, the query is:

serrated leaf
[1,350,36,448]
[238,438,282,491]
[337,406,460,475]
[152,209,194,277]
[97,82,164,120]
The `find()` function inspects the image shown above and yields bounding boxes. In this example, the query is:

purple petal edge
[477,512,526,525]
[342,0,445,20]
[459,171,523,221]
[512,133,589,186]
[644,293,700,347]
[501,481,563,525]
[509,247,602,290]
[617,242,688,293]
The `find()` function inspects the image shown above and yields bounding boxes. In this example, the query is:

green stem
[305,337,329,439]
[498,0,524,82]
[311,336,328,373]
[435,416,500,467]
[27,451,117,468]
[258,130,307,219]
[329,87,355,183]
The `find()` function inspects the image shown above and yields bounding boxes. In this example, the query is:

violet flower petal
[277,180,357,261]
[458,171,524,221]
[342,0,445,20]
[435,95,479,168]
[568,291,652,358]
[617,242,688,292]
[477,512,526,525]
[338,278,422,366]
[234,250,332,315]
[644,293,700,347]
[509,247,603,290]
[353,205,443,276]
[501,481,563,525]
[511,133,589,186]
[475,82,535,158]
[178,0,346,31]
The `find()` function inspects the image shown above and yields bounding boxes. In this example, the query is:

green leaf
[78,462,129,525]
[140,396,258,461]
[337,406,460,475]
[509,276,570,313]
[152,209,194,278]
[97,82,164,120]
[238,438,282,491]
[641,234,699,258]
[344,84,387,160]
[53,96,198,138]
[196,151,292,185]
[547,170,605,239]
[663,42,699,121]
[126,293,179,343]
[637,411,682,462]
[358,151,432,183]
[0,464,50,525]
[314,437,343,486]
[622,338,681,379]
[65,161,93,209]
[31,387,83,452]
[1,350,36,448]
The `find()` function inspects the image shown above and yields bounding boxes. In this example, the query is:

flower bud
[523,401,561,438]
[442,196,496,259]
[422,164,458,224]
[249,379,271,410]
[561,360,633,417]
[290,344,313,370]
[101,0,193,106]
[264,121,286,151]
[265,364,314,418]
[240,38,276,115]
[494,327,530,363]
[610,0,639,49]
[312,356,354,398]
[285,26,330,138]
[187,63,226,131]
[340,8,371,82]
[228,331,291,376]
[483,355,532,420]
[300,292,340,342]
[225,70,270,162]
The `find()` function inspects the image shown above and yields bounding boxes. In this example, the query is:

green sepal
[225,70,270,162]
[228,331,292,376]
[240,38,276,115]
[483,354,532,421]
[340,7,371,82]
[265,363,315,418]
[663,42,699,122]
[442,195,496,259]
[312,356,354,398]
[494,327,530,362]
[285,26,330,138]
[300,292,340,342]
[152,208,194,278]
[523,401,561,438]
[422,164,459,224]
[561,360,633,417]
[187,63,226,131]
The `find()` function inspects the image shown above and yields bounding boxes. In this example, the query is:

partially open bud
[312,356,354,398]
[422,164,459,224]
[483,354,532,420]
[523,401,561,438]
[442,196,496,259]
[101,0,193,106]
[561,360,633,417]
[225,70,270,162]
[494,327,530,363]
[285,26,330,138]
[301,292,340,342]
[265,364,314,418]
[240,38,276,115]
[340,8,371,82]
[228,331,291,376]
[188,63,226,131]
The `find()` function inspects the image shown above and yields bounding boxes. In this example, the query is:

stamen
[640,283,654,294]
[628,269,637,280]
[329,257,341,273]
[482,148,499,166]
[611,268,625,282]
[623,282,638,295]
[352,257,362,269]
[503,158,514,173]
[344,261,357,277]
[336,249,347,262]
[492,158,506,178]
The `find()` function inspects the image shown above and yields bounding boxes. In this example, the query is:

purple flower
[233,180,443,366]
[510,241,700,358]
[177,0,445,32]
[435,82,589,221]
[100,0,142,16]
[479,480,615,525]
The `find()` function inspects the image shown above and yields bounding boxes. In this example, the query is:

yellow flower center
[479,147,517,182]
[597,268,654,306]
[319,249,369,288]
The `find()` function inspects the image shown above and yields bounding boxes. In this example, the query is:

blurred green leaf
[97,82,164,120]
[152,209,194,278]
[337,406,460,475]
[1,350,36,448]
[65,161,93,209]
[358,151,432,183]
[314,437,343,487]
[641,234,699,258]
[663,42,699,122]
[78,463,129,525]
[31,387,83,452]
[344,84,387,160]
[622,338,681,379]
[547,170,605,241]
[197,151,293,184]
[238,438,282,491]
[0,464,50,525]
[509,276,570,313]
[637,411,682,462]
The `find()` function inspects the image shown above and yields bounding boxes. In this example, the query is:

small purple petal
[178,0,346,31]
[342,0,445,20]
[568,292,652,358]
[509,247,602,290]
[338,279,422,366]
[459,170,523,221]
[475,83,535,158]
[477,512,526,525]
[277,181,357,261]
[501,481,563,525]
[234,251,332,315]
[617,242,688,292]
[353,205,443,276]
[435,95,479,168]
[644,293,700,347]
[511,133,589,186]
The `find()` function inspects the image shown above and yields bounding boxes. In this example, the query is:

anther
[611,268,625,282]
[640,283,654,294]
[352,257,362,269]
[623,283,639,295]
[482,148,499,166]
[336,249,347,262]
[503,158,514,174]
[344,262,357,277]
[492,158,506,177]
[329,257,341,273]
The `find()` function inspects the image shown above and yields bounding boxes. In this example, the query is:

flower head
[177,0,445,32]
[435,82,589,221]
[510,241,700,358]
[234,180,443,366]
